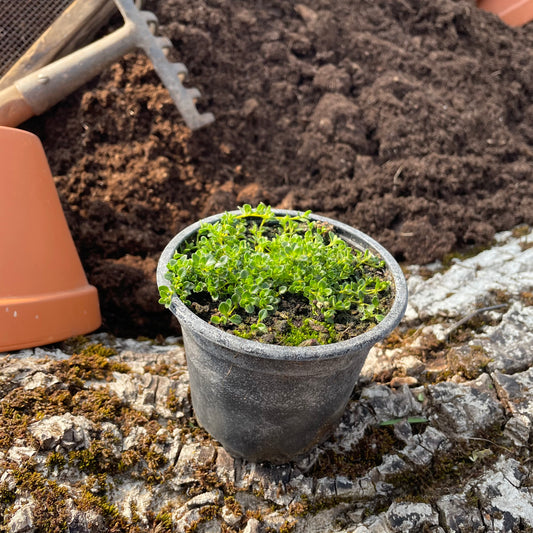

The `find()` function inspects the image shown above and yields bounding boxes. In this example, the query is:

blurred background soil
[23,0,533,337]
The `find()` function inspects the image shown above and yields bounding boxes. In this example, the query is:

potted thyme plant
[157,204,407,464]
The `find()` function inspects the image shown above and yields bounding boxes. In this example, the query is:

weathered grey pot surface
[157,210,408,463]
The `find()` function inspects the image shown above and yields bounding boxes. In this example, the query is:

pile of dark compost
[24,0,533,337]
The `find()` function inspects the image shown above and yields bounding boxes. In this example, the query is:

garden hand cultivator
[0,0,214,130]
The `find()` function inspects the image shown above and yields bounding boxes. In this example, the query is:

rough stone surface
[386,502,440,530]
[428,381,504,437]
[482,302,533,373]
[437,494,485,533]
[243,518,261,533]
[29,413,93,451]
[7,504,34,533]
[473,458,533,531]
[0,227,532,531]
[492,367,533,418]
[405,232,533,321]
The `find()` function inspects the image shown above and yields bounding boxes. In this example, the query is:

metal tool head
[113,0,214,130]
[0,0,213,130]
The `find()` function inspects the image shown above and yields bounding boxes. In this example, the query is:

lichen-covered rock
[221,504,242,526]
[483,302,533,374]
[428,381,504,436]
[394,426,450,470]
[110,481,154,525]
[474,458,533,529]
[0,228,531,532]
[108,341,186,372]
[0,357,58,397]
[6,445,37,465]
[503,414,531,448]
[492,367,533,417]
[121,425,147,451]
[240,462,294,506]
[66,509,90,533]
[28,413,93,451]
[292,504,350,533]
[173,507,202,531]
[20,371,62,391]
[336,475,376,499]
[436,494,485,533]
[106,372,182,418]
[7,504,34,533]
[262,511,291,532]
[215,446,235,484]
[185,490,223,510]
[315,476,336,498]
[286,473,313,497]
[385,502,440,531]
[405,231,533,321]
[242,517,261,533]
[173,443,217,487]
[374,454,409,479]
[329,403,373,452]
[359,385,422,423]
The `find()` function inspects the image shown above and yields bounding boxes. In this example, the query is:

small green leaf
[195,282,206,292]
[406,416,429,424]
[251,322,268,334]
[258,309,269,321]
[219,300,231,315]
[229,314,242,325]
[215,255,229,268]
[379,418,404,426]
[205,256,217,268]
[158,286,170,297]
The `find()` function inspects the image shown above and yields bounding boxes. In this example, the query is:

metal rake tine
[171,62,188,82]
[139,10,158,34]
[155,36,172,55]
[0,0,214,129]
[113,0,214,129]
[187,88,201,101]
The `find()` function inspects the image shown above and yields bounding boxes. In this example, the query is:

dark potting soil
[190,290,394,347]
[22,0,533,338]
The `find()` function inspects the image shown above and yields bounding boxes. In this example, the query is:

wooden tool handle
[0,23,135,128]
[0,86,35,127]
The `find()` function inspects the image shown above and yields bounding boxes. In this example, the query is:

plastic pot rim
[157,210,408,362]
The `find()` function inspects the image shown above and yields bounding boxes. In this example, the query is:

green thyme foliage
[159,204,391,340]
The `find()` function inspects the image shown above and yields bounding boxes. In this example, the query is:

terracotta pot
[477,0,533,26]
[0,126,101,352]
[157,210,408,464]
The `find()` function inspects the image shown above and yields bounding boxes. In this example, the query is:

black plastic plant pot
[157,210,408,464]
